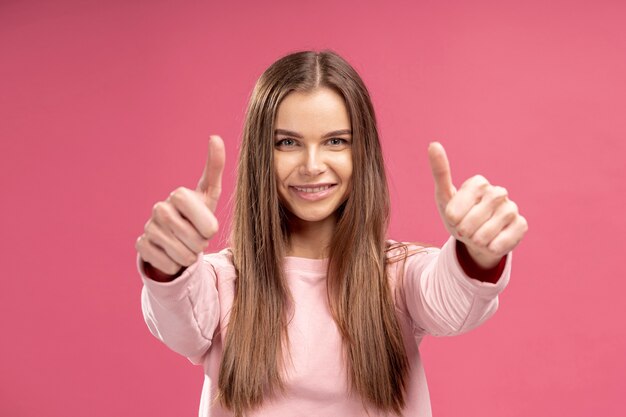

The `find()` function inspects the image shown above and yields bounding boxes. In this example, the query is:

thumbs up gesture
[135,135,226,280]
[428,142,528,269]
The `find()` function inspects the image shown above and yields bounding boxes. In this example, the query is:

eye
[275,138,298,148]
[327,138,350,146]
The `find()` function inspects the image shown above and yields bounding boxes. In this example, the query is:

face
[274,87,353,226]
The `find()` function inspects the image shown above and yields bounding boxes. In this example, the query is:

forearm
[402,237,511,336]
[138,253,219,359]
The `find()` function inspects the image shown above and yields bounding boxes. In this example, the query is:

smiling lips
[289,183,337,201]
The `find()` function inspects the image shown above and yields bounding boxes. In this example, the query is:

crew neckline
[283,256,329,273]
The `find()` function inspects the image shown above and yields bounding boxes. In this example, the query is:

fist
[428,142,528,269]
[135,135,225,279]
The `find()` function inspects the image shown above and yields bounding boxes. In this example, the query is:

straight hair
[218,50,410,416]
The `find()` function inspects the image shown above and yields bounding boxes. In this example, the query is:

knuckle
[472,232,486,246]
[156,204,172,223]
[456,223,469,237]
[507,200,519,214]
[142,227,154,242]
[144,219,156,234]
[169,187,188,203]
[520,215,529,231]
[144,218,158,234]
[172,186,187,196]
[472,174,489,187]
[505,210,517,223]
[144,225,163,244]
[152,201,165,218]
[444,206,459,224]
[487,242,502,255]
[493,186,508,198]
[471,234,486,247]
[502,204,517,221]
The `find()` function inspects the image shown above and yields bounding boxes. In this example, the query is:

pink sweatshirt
[137,236,511,417]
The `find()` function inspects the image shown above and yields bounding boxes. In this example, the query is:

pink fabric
[137,236,511,417]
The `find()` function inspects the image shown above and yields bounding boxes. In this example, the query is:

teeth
[294,185,332,193]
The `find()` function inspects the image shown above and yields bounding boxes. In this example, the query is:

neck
[286,214,337,259]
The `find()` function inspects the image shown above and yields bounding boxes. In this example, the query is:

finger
[136,235,183,276]
[196,135,225,212]
[487,214,528,256]
[468,199,518,248]
[165,215,209,255]
[144,217,199,267]
[428,142,456,206]
[167,188,219,240]
[152,203,209,254]
[445,175,490,225]
[455,186,508,238]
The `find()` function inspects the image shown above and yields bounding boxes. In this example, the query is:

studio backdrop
[1,1,624,416]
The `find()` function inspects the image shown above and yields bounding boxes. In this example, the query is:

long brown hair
[219,50,409,416]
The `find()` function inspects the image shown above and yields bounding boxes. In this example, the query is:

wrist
[458,240,503,269]
[143,261,185,282]
[455,240,506,284]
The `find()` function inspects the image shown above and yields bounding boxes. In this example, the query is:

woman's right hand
[135,135,226,281]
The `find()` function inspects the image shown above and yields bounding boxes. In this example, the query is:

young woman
[135,50,527,417]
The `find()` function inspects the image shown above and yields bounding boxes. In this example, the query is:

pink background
[1,0,624,416]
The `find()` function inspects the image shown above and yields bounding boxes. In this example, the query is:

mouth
[291,184,336,193]
[289,183,338,201]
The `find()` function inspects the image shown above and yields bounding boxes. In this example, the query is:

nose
[300,147,326,176]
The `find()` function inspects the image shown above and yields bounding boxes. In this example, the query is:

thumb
[428,141,456,206]
[196,135,225,212]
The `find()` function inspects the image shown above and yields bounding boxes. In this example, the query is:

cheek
[274,173,289,206]
[336,154,353,182]
[273,153,299,181]
[273,156,288,183]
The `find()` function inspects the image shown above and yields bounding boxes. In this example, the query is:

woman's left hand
[428,142,528,269]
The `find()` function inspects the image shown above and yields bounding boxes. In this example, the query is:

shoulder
[384,239,439,265]
[385,240,440,315]
[384,239,442,290]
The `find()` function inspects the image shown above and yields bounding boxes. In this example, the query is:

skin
[135,135,224,281]
[428,142,528,268]
[273,87,353,258]
[136,88,528,279]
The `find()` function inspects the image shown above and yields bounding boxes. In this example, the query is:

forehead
[275,87,351,134]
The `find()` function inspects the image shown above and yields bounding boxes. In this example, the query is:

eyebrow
[274,128,352,139]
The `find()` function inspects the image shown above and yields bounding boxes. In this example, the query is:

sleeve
[137,252,221,363]
[400,236,512,337]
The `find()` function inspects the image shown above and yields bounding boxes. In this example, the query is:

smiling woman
[273,88,353,240]
[222,52,413,415]
[135,49,526,417]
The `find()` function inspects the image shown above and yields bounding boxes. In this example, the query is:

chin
[287,206,338,224]
[294,213,334,223]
